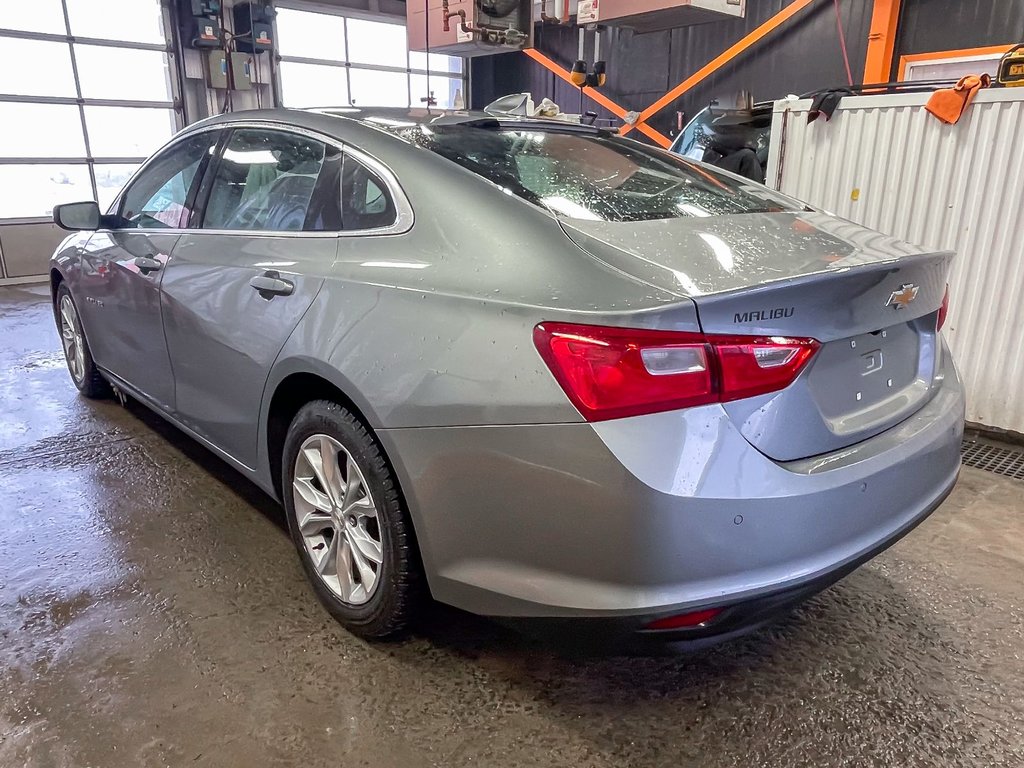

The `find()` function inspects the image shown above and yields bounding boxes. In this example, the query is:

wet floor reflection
[2,285,1022,767]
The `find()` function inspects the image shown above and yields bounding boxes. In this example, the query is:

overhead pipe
[570,26,606,89]
[442,0,527,45]
[441,0,481,35]
[592,28,605,87]
[571,27,587,86]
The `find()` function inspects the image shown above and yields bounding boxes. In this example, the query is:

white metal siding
[767,90,1024,435]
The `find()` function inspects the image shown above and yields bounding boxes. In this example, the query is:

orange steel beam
[634,122,672,147]
[522,48,673,147]
[620,0,818,137]
[863,0,901,83]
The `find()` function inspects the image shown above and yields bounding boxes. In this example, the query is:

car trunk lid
[560,211,953,461]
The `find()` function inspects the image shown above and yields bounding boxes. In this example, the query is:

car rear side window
[341,154,396,231]
[201,128,329,232]
[117,133,215,229]
[400,123,800,222]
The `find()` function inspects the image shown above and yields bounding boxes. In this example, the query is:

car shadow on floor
[121,396,958,716]
[122,398,289,532]
[395,563,960,752]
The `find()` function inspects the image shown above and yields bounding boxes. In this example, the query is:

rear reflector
[937,284,950,331]
[645,608,723,631]
[533,322,819,421]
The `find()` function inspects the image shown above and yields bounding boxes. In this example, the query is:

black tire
[282,400,421,638]
[55,283,110,399]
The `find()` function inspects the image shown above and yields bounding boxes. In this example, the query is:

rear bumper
[378,350,965,627]
[504,471,956,652]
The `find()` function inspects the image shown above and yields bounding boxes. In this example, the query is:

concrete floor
[1,283,1023,768]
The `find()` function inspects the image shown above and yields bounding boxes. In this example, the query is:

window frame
[273,2,468,111]
[103,121,414,238]
[899,47,1011,82]
[0,1,180,224]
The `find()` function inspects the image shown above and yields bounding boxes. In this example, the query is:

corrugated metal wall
[472,0,873,137]
[767,89,1024,434]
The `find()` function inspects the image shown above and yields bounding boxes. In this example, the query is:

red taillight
[533,322,819,422]
[645,608,723,630]
[532,324,712,421]
[714,336,820,402]
[937,284,950,331]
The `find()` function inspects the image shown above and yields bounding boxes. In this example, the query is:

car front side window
[117,133,217,229]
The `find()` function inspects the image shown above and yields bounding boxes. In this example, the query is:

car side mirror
[53,201,101,231]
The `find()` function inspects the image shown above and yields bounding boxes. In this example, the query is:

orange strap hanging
[924,74,991,124]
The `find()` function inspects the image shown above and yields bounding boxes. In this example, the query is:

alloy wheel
[59,294,86,384]
[292,434,383,605]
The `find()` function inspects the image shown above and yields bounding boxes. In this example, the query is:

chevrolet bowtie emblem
[886,283,919,309]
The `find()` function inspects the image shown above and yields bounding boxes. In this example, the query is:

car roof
[319,106,597,126]
[187,106,609,139]
[176,107,619,168]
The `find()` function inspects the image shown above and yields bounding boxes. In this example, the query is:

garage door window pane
[410,74,463,109]
[86,107,176,158]
[409,52,463,75]
[276,8,345,60]
[0,165,93,219]
[0,39,76,97]
[279,62,348,108]
[75,46,172,101]
[65,0,165,44]
[350,68,409,108]
[94,164,141,212]
[1,0,66,34]
[346,18,407,68]
[0,103,87,157]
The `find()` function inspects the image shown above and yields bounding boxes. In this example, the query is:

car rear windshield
[397,122,799,222]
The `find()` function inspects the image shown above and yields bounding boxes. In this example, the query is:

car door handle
[134,255,162,272]
[249,272,294,298]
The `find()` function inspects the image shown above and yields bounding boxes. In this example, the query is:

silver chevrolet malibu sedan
[49,108,964,650]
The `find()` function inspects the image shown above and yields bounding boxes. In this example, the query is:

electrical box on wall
[574,0,744,33]
[182,14,222,47]
[179,0,223,48]
[206,49,228,88]
[232,2,275,53]
[230,52,254,89]
[203,48,255,91]
[189,0,221,13]
[407,0,533,57]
